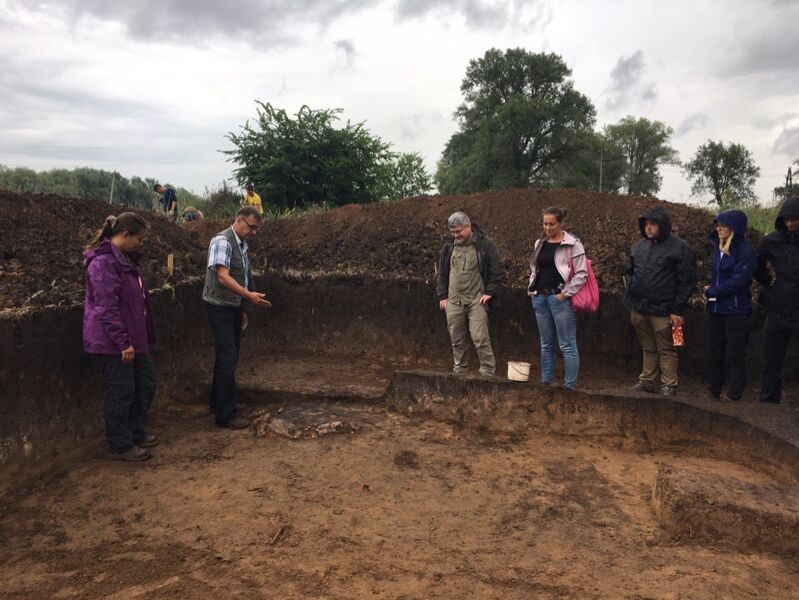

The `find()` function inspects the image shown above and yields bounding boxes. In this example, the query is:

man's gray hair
[447,211,471,228]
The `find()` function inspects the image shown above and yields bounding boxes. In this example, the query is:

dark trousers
[707,312,750,400]
[206,303,243,424]
[96,354,157,453]
[760,314,799,403]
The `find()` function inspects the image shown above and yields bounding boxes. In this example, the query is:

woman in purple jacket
[84,213,157,461]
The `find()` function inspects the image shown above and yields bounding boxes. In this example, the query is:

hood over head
[638,206,672,241]
[711,209,747,240]
[776,196,799,233]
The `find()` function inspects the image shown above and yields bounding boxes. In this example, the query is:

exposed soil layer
[2,400,797,600]
[0,191,205,310]
[189,188,746,293]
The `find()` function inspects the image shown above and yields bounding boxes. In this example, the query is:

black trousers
[760,314,799,403]
[707,312,750,400]
[96,353,157,453]
[206,303,243,424]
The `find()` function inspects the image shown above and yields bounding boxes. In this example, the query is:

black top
[535,241,564,293]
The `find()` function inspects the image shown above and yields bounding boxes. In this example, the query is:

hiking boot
[108,446,152,462]
[631,382,656,393]
[218,416,251,430]
[133,433,159,448]
[660,386,678,397]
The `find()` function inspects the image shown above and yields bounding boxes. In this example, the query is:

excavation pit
[3,190,799,598]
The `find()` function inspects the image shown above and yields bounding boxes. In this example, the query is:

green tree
[604,116,679,196]
[226,102,395,209]
[435,48,597,194]
[382,152,432,201]
[684,140,760,206]
[543,130,626,193]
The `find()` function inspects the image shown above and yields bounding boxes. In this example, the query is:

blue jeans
[532,295,579,389]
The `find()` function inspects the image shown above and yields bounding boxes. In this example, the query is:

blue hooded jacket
[705,209,756,315]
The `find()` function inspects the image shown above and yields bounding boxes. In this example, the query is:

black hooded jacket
[623,206,697,316]
[436,224,506,303]
[754,196,799,322]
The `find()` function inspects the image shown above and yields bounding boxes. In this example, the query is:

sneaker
[706,391,721,401]
[218,416,251,430]
[720,395,739,402]
[108,446,152,462]
[133,433,159,448]
[631,382,656,393]
[660,386,678,397]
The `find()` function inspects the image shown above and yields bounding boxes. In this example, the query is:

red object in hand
[672,322,684,347]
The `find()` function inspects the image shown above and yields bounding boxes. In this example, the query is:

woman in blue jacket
[703,209,756,401]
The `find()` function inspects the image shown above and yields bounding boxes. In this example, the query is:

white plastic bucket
[507,361,531,382]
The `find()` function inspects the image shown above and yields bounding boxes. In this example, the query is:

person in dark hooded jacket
[754,195,799,403]
[83,213,158,461]
[703,209,756,401]
[624,206,697,396]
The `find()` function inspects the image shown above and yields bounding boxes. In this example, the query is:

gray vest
[203,227,249,308]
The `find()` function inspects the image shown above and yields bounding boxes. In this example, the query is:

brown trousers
[630,309,678,387]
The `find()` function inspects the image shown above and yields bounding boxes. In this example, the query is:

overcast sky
[1,0,797,204]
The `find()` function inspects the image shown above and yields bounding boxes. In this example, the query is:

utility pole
[599,143,604,193]
[108,171,116,205]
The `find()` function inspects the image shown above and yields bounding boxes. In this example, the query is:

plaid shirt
[207,228,250,289]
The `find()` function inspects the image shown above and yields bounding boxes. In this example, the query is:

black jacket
[623,206,697,316]
[436,224,506,303]
[755,196,799,322]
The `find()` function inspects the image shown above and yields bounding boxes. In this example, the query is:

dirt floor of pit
[3,385,799,599]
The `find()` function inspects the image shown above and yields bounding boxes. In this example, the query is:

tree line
[3,47,798,217]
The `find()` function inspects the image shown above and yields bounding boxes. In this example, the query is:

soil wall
[1,271,794,481]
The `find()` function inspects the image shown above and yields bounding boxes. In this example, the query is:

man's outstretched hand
[247,291,272,308]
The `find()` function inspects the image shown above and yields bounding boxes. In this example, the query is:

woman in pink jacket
[528,207,588,390]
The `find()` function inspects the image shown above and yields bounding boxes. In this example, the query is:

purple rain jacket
[83,240,156,355]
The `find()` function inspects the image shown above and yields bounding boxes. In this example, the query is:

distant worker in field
[436,211,506,377]
[624,207,696,397]
[242,183,263,215]
[154,183,178,224]
[754,195,799,404]
[182,206,204,222]
[83,213,158,462]
[203,206,272,429]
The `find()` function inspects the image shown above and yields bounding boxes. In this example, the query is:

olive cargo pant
[630,309,678,388]
[446,300,496,375]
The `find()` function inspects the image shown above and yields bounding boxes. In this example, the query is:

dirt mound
[0,191,205,310]
[190,188,737,292]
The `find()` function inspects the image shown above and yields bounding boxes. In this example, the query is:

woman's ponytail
[85,213,148,251]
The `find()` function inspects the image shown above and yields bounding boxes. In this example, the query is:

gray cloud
[721,2,799,84]
[334,39,356,68]
[395,0,550,29]
[676,113,709,136]
[773,126,799,159]
[0,55,222,166]
[605,50,657,110]
[9,0,373,45]
[752,112,799,130]
[394,111,445,142]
